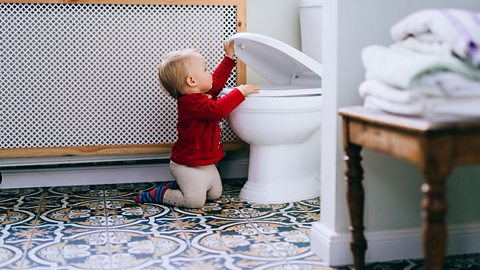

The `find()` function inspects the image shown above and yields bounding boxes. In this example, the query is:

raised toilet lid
[229,32,322,96]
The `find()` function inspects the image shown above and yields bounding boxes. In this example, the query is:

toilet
[299,0,323,63]
[224,33,323,204]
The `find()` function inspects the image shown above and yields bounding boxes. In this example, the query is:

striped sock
[135,181,178,203]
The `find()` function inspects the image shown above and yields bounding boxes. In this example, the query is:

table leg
[345,143,367,270]
[417,137,454,270]
[420,173,448,270]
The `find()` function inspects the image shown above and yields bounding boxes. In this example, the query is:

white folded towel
[391,9,480,67]
[362,44,480,89]
[418,72,480,97]
[364,94,480,119]
[359,80,426,103]
[396,37,451,56]
[360,74,480,103]
[364,95,426,116]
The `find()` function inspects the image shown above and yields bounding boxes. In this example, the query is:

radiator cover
[0,2,244,158]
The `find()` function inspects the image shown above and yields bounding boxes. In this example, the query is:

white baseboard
[0,164,174,189]
[219,158,249,179]
[0,158,248,189]
[311,221,480,267]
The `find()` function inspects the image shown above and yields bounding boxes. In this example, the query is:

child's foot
[135,181,178,203]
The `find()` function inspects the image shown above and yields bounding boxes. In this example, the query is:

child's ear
[186,76,197,87]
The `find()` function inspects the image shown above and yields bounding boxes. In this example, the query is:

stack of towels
[360,9,480,120]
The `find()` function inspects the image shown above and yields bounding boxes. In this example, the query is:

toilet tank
[298,0,323,63]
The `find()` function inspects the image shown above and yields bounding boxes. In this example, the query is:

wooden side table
[339,106,480,270]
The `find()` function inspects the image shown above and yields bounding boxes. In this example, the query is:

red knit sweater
[170,57,245,166]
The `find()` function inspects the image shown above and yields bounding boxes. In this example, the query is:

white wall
[312,0,480,265]
[334,0,480,232]
[246,0,301,84]
[245,0,480,232]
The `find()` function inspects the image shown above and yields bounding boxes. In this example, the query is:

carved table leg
[345,143,367,270]
[418,138,453,270]
[420,175,448,270]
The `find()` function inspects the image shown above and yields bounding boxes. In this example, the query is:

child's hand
[237,84,260,97]
[223,40,235,59]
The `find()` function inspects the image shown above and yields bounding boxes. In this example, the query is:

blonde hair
[158,49,198,99]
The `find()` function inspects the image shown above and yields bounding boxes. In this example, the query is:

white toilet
[224,33,323,204]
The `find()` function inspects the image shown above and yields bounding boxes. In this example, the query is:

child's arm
[186,84,260,121]
[236,84,260,96]
[223,40,234,60]
[208,41,236,96]
[186,89,245,121]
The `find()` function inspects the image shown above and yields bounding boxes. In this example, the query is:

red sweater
[171,57,245,166]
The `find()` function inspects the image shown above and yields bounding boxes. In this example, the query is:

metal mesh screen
[0,3,239,149]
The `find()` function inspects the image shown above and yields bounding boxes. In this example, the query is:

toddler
[135,41,259,208]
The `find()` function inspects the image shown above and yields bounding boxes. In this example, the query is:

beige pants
[163,161,222,208]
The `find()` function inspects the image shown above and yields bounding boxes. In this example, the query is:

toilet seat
[246,84,321,97]
[229,32,323,96]
[224,86,321,97]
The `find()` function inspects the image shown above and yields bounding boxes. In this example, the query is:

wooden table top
[339,106,480,133]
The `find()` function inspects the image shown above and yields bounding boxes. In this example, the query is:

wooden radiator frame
[0,0,247,159]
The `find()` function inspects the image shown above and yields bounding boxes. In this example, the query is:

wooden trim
[0,141,247,159]
[236,60,247,85]
[0,0,244,5]
[224,140,248,151]
[234,0,246,85]
[0,144,173,159]
[0,0,247,158]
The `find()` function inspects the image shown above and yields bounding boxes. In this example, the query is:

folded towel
[396,37,451,56]
[391,9,480,67]
[418,72,480,97]
[362,45,480,89]
[360,74,480,103]
[359,80,425,103]
[364,95,426,116]
[364,94,480,120]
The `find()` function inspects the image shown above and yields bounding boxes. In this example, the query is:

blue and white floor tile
[0,179,326,270]
[1,178,479,269]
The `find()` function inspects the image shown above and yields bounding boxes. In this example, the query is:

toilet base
[239,175,320,204]
[239,141,321,204]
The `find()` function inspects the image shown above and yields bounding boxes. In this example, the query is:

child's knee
[184,194,207,209]
[185,199,205,209]
[210,193,222,200]
[207,188,222,200]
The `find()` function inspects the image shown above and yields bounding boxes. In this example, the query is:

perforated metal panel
[0,2,239,151]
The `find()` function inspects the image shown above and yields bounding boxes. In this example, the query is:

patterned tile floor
[1,178,479,270]
[0,178,325,270]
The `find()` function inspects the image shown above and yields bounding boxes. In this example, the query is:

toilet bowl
[225,33,323,204]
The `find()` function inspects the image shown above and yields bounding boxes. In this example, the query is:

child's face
[187,55,212,93]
